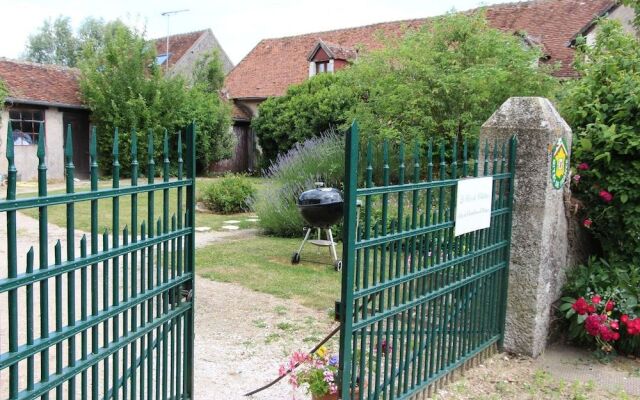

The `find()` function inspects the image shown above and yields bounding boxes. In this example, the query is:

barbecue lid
[297,187,343,206]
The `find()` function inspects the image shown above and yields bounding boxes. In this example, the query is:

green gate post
[185,122,197,398]
[339,121,360,399]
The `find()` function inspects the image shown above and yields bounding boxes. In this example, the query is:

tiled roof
[154,30,206,69]
[0,58,85,107]
[225,0,615,99]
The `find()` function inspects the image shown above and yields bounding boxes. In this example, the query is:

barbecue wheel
[334,260,342,271]
[291,252,301,264]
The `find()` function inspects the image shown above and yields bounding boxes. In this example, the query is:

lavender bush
[254,129,344,237]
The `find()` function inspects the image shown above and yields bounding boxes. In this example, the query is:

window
[9,109,44,146]
[155,53,170,65]
[316,61,329,74]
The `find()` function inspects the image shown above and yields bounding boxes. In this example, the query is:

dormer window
[307,39,357,77]
[155,53,170,65]
[316,61,329,74]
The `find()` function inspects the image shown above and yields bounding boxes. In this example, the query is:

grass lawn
[19,177,264,233]
[195,235,342,311]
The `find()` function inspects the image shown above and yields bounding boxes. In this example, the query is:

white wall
[0,107,65,181]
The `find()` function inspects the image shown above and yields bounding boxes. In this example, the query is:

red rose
[613,332,620,340]
[591,295,601,304]
[587,305,596,313]
[572,297,589,315]
[585,314,602,336]
[610,320,619,330]
[599,190,613,203]
[621,315,629,324]
[605,300,615,312]
[583,218,593,228]
[577,162,589,171]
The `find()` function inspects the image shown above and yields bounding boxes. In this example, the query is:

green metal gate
[338,122,516,399]
[1,122,196,399]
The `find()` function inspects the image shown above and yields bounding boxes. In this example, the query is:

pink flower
[573,174,581,183]
[610,320,619,330]
[583,218,592,228]
[605,300,615,312]
[578,162,589,171]
[599,190,613,203]
[591,295,601,304]
[279,364,287,376]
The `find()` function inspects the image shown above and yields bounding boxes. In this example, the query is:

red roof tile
[225,0,615,99]
[154,30,206,69]
[0,58,84,107]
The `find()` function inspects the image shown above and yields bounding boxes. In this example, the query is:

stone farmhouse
[222,0,635,172]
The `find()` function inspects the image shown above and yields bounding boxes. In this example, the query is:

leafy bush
[560,257,640,355]
[202,175,256,214]
[79,21,232,174]
[252,73,357,166]
[559,20,640,263]
[254,130,344,237]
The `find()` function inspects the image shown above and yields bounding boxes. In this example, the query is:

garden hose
[243,324,341,396]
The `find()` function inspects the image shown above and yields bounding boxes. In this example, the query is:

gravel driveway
[0,212,335,399]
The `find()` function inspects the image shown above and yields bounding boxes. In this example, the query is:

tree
[25,16,80,66]
[559,19,640,263]
[192,50,225,91]
[344,12,557,143]
[253,12,557,164]
[24,16,107,67]
[252,72,358,165]
[78,21,232,173]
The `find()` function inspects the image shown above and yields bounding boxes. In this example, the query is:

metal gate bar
[339,122,516,399]
[0,122,196,399]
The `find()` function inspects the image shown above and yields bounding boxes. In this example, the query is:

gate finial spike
[89,126,97,163]
[163,129,169,160]
[37,122,46,160]
[131,128,138,160]
[112,128,119,158]
[64,124,73,162]
[6,120,14,163]
[147,129,155,163]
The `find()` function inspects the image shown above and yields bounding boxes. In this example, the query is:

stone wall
[168,30,234,80]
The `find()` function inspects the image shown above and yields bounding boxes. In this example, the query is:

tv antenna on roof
[160,9,189,72]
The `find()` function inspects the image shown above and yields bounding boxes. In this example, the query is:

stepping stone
[195,226,212,232]
[224,220,241,224]
[246,218,260,222]
[222,225,240,230]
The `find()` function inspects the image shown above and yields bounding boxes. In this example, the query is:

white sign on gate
[454,176,493,236]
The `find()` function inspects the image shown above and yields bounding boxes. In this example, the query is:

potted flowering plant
[280,346,352,400]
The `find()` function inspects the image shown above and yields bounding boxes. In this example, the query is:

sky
[0,0,516,64]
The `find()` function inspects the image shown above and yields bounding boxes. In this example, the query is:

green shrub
[254,130,344,237]
[252,73,357,167]
[202,174,256,214]
[559,20,640,263]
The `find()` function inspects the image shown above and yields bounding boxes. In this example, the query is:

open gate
[1,123,196,399]
[339,122,516,399]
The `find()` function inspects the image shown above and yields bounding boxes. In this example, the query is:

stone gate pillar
[480,97,572,357]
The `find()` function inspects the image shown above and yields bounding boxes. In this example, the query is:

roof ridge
[259,0,541,42]
[0,57,80,73]
[152,28,208,42]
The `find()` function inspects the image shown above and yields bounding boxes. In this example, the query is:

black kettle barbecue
[292,183,344,270]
